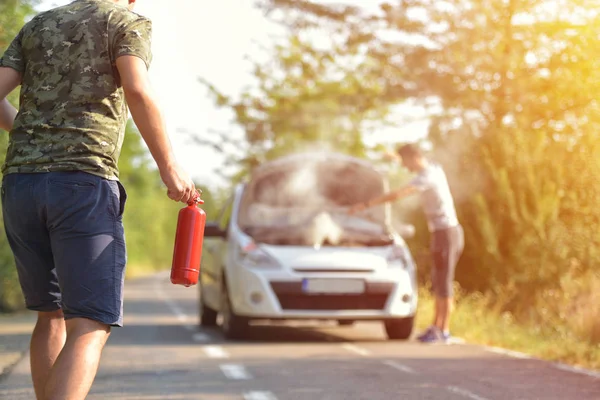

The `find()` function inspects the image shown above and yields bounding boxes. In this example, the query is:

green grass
[416,288,600,371]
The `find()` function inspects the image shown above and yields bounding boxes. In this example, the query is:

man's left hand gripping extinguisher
[170,190,206,287]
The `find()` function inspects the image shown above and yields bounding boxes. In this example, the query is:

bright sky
[37,0,428,189]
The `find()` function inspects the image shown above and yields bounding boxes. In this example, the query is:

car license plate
[302,279,365,294]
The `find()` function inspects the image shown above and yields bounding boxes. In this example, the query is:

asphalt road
[1,271,599,400]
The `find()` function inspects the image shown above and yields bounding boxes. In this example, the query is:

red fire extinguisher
[170,190,206,287]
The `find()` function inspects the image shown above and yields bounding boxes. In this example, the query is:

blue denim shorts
[1,171,127,327]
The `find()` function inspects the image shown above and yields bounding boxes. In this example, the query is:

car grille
[269,281,393,311]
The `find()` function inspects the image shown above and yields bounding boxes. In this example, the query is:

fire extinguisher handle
[188,189,204,206]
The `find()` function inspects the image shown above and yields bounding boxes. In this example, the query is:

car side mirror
[204,222,227,238]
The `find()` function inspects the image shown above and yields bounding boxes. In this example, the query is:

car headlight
[386,244,414,270]
[236,242,281,269]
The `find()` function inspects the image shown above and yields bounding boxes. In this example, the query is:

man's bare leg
[434,296,453,334]
[30,310,67,400]
[441,297,453,333]
[434,296,443,329]
[43,317,111,400]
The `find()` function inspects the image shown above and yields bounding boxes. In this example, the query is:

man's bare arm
[116,55,196,203]
[116,56,175,170]
[367,185,420,208]
[348,185,420,214]
[0,67,21,131]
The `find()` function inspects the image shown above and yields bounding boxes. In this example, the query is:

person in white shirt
[349,143,464,343]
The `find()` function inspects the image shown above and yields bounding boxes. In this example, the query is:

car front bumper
[226,266,418,320]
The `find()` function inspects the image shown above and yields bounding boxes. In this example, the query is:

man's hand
[159,162,197,204]
[382,147,399,162]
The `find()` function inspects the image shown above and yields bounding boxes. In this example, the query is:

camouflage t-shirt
[0,0,152,180]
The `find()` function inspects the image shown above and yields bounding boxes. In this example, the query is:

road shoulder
[0,311,35,381]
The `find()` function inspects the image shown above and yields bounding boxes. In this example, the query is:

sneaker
[441,331,455,344]
[417,327,444,343]
[442,333,465,344]
[416,326,435,341]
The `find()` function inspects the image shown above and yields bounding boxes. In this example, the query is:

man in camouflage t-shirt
[0,0,197,398]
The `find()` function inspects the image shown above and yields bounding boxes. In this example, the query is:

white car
[198,152,418,340]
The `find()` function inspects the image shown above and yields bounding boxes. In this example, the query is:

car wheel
[220,280,249,340]
[384,316,414,340]
[199,286,217,327]
[337,320,355,326]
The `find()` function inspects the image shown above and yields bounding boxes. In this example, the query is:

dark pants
[1,171,128,327]
[430,225,464,298]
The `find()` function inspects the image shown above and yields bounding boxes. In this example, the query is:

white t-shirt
[409,162,459,232]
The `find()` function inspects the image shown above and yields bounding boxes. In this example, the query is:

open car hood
[260,244,391,270]
[237,152,394,247]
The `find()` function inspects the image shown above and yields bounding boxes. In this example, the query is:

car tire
[220,279,249,340]
[337,320,355,326]
[199,286,218,327]
[384,316,414,340]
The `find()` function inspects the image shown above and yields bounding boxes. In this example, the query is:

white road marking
[203,345,229,359]
[447,386,489,400]
[383,360,417,374]
[553,363,600,379]
[192,332,211,342]
[243,391,277,400]
[484,344,600,379]
[184,325,195,332]
[485,346,531,359]
[219,364,251,380]
[166,296,188,322]
[341,343,370,356]
[155,278,189,323]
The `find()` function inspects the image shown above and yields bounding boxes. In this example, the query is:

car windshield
[238,156,394,247]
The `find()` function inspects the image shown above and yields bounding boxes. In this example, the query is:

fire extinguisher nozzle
[188,190,204,206]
